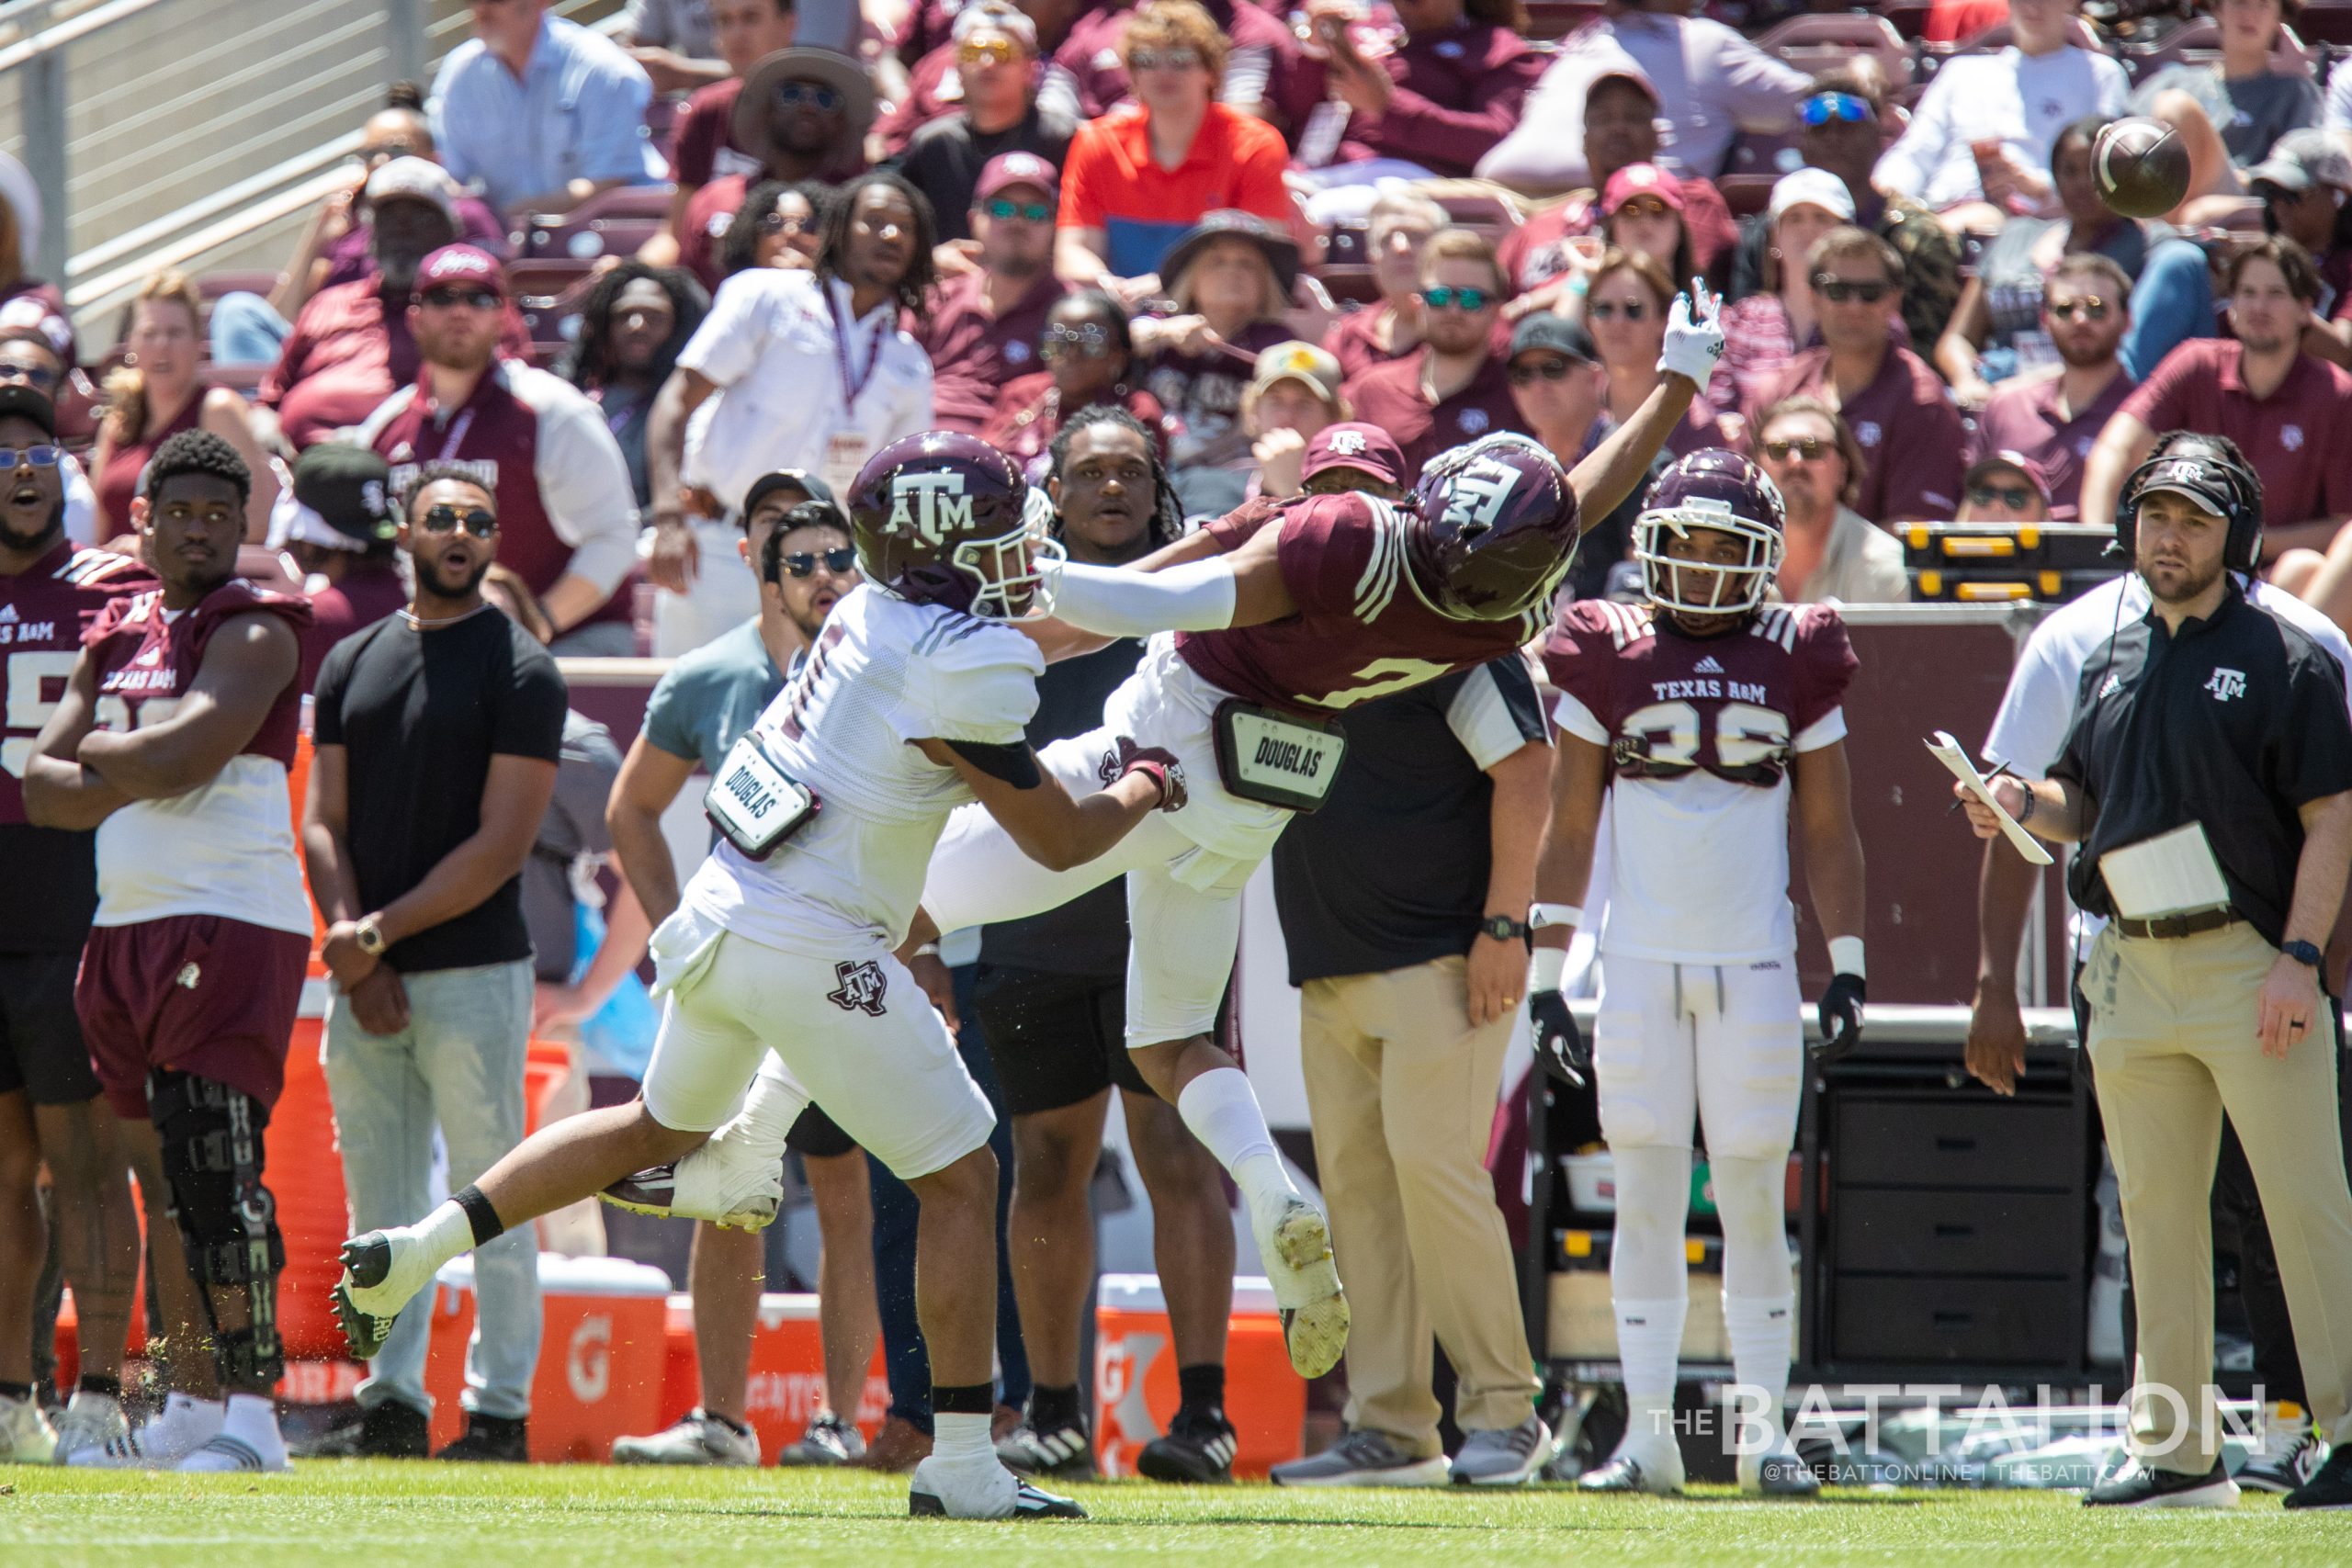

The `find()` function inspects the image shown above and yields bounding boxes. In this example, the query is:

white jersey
[679,584,1043,959]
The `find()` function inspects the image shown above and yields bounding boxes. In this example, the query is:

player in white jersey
[332,435,1185,1520]
[1529,451,1869,1497]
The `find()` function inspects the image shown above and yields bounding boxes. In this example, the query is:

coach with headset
[1962,437,2352,1511]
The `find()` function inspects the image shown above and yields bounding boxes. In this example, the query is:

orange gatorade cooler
[424,1255,672,1461]
[1094,1274,1306,1478]
[738,1292,891,1460]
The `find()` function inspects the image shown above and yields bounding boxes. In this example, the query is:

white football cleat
[334,1228,439,1359]
[66,1393,224,1470]
[600,1140,782,1231]
[1255,1198,1349,1379]
[909,1455,1085,1519]
[0,1391,56,1464]
[48,1390,129,1465]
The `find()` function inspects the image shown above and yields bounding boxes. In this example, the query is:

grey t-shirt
[524,711,624,982]
[641,616,786,774]
[2136,64,2320,168]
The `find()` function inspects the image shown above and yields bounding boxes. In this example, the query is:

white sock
[220,1393,280,1450]
[1614,1295,1688,1449]
[404,1199,479,1273]
[1177,1067,1296,1231]
[160,1393,223,1432]
[1724,1293,1794,1445]
[716,1056,798,1162]
[933,1412,993,1467]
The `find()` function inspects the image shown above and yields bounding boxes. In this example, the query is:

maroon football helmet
[1634,448,1786,616]
[848,432,1057,620]
[1407,434,1577,621]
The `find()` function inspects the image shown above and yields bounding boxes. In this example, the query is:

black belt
[2113,907,2239,941]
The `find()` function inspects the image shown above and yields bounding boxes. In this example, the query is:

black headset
[2111,434,2265,575]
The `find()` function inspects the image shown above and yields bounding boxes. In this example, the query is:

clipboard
[1928,731,2054,866]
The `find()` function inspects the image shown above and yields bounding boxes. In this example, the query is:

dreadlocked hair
[818,170,938,321]
[558,261,708,392]
[722,180,835,277]
[1047,404,1183,548]
[142,428,250,506]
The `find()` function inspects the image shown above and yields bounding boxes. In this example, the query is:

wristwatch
[2285,939,2324,969]
[1478,914,1530,942]
[355,915,388,957]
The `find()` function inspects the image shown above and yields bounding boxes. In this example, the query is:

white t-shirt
[681,583,1041,959]
[1874,47,2131,212]
[678,270,935,513]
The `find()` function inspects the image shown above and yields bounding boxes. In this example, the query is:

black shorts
[972,964,1153,1117]
[0,950,101,1106]
[786,1102,857,1158]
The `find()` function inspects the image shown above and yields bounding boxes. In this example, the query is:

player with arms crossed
[1529,449,1867,1497]
[332,434,1184,1520]
[24,431,314,1472]
[844,287,1724,1382]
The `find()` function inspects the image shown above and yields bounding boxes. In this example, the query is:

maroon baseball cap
[1302,423,1406,487]
[413,243,507,299]
[1965,448,2052,500]
[975,152,1059,205]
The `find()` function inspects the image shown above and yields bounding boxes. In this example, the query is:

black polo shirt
[2051,581,2352,949]
[1271,657,1548,985]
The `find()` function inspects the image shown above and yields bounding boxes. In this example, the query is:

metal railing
[2,0,620,339]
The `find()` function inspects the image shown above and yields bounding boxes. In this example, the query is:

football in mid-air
[2092,117,2190,220]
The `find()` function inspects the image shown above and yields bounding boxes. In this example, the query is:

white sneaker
[67,1393,224,1469]
[909,1455,1085,1518]
[334,1228,439,1360]
[1577,1431,1687,1495]
[1270,1428,1451,1487]
[777,1412,868,1467]
[612,1408,761,1466]
[0,1392,56,1464]
[1255,1198,1349,1379]
[49,1391,129,1464]
[2238,1402,2326,1494]
[601,1141,782,1230]
[175,1396,287,1473]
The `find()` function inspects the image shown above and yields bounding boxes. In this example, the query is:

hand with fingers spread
[1657,277,1725,386]
[1529,989,1589,1087]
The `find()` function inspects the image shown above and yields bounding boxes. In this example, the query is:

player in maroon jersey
[894,287,1727,1381]
[24,430,313,1473]
[1528,448,1866,1497]
[0,385,151,1464]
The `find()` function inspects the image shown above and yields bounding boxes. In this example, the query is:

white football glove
[1657,277,1726,386]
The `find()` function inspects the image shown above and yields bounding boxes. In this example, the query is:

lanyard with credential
[831,288,881,410]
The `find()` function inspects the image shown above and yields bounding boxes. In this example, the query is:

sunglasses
[1967,483,2036,510]
[2046,297,2110,322]
[1613,197,1674,220]
[781,547,858,578]
[1126,46,1201,72]
[418,503,498,537]
[1814,276,1890,305]
[775,81,844,111]
[757,209,815,236]
[984,197,1053,223]
[421,286,501,310]
[1041,321,1113,361]
[2,443,60,469]
[958,38,1020,65]
[0,363,60,392]
[1801,92,1874,128]
[1420,286,1492,311]
[1762,435,1827,461]
[1508,355,1578,386]
[1587,299,1648,321]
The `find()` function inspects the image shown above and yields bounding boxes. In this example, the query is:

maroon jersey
[1541,597,1856,789]
[86,579,311,770]
[0,543,157,952]
[1173,492,1559,716]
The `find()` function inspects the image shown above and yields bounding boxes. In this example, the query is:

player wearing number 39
[1528,448,1868,1497]
[333,434,1185,1521]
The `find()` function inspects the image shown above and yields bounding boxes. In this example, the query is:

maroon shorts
[75,914,310,1121]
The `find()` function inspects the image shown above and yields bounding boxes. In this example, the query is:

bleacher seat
[508,258,600,355]
[518,183,676,263]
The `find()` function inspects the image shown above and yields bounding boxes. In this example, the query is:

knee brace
[148,1070,286,1388]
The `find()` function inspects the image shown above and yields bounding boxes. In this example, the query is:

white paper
[2098,822,2232,921]
[1928,730,2054,866]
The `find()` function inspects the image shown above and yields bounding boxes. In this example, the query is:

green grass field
[4,1464,2349,1567]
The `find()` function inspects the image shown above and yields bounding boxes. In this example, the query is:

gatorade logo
[568,1314,612,1404]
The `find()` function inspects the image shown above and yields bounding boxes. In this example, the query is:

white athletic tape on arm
[1528,946,1567,993]
[1530,902,1582,930]
[1048,557,1238,637]
[1828,936,1866,980]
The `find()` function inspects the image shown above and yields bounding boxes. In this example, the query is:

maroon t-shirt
[2118,339,2352,528]
[1542,596,1857,786]
[299,563,411,694]
[260,277,533,450]
[86,579,311,772]
[1499,183,1740,296]
[96,385,205,532]
[915,269,1070,434]
[1748,345,1966,523]
[1173,491,1560,716]
[981,373,1170,482]
[1288,22,1544,179]
[1322,303,1414,385]
[667,77,763,188]
[1968,368,2137,522]
[1055,0,1300,121]
[1340,347,1529,483]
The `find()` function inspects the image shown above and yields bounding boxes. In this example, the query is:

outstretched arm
[1565,282,1723,530]
[1041,522,1297,645]
[913,736,1175,872]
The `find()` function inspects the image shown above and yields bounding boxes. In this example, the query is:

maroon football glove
[1115,736,1187,812]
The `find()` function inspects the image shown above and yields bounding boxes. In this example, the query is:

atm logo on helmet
[1442,459,1519,532]
[889,471,974,545]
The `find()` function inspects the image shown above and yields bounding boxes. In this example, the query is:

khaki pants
[2082,920,2352,1471]
[1299,955,1539,1454]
